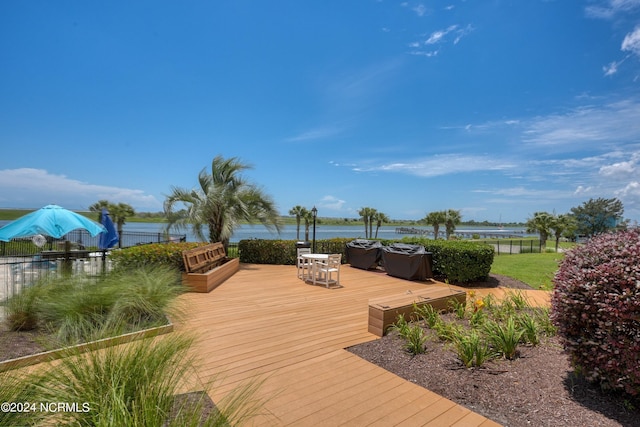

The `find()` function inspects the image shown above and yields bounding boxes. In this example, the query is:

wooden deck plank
[175,263,551,426]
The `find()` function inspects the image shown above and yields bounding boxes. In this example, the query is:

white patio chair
[296,247,312,280]
[313,254,342,288]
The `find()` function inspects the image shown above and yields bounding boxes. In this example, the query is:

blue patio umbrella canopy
[0,204,106,242]
[98,208,119,250]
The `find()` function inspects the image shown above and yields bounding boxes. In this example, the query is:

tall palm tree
[373,212,389,239]
[289,205,307,241]
[164,155,281,249]
[358,207,377,239]
[444,209,462,240]
[424,211,446,239]
[526,211,554,249]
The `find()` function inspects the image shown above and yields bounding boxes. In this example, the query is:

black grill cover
[381,243,433,280]
[345,239,383,270]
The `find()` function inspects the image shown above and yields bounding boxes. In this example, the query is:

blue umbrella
[98,208,119,250]
[0,204,106,242]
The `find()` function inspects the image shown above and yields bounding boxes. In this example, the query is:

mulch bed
[347,274,640,427]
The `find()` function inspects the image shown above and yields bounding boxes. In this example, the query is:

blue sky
[1,1,640,223]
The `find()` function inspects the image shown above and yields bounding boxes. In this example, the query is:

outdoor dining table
[300,253,328,282]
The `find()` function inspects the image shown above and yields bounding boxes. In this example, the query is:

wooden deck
[175,264,550,426]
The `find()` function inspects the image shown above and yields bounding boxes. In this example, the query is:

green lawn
[491,252,565,290]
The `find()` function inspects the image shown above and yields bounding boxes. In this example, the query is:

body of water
[123,223,532,242]
[0,220,533,243]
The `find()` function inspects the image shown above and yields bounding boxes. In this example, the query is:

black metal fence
[488,240,544,254]
[0,230,187,257]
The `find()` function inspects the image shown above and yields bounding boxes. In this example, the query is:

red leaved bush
[551,229,640,396]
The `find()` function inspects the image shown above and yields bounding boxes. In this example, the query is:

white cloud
[622,26,640,56]
[352,154,514,177]
[599,160,637,177]
[522,99,640,147]
[318,195,346,211]
[603,60,621,75]
[425,25,458,44]
[413,4,428,17]
[0,168,161,210]
[585,0,640,19]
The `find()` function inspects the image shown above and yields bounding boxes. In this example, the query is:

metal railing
[1,256,114,307]
[0,230,186,257]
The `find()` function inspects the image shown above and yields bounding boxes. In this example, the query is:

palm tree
[164,155,281,249]
[424,211,446,239]
[373,212,389,239]
[89,200,134,248]
[89,200,110,222]
[289,205,306,241]
[550,213,576,253]
[358,207,377,239]
[526,211,554,250]
[111,203,135,248]
[444,209,462,240]
[302,209,313,241]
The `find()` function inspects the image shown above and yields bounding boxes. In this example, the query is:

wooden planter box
[368,287,466,337]
[181,243,240,293]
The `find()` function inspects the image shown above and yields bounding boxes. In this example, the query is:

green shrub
[238,238,352,264]
[552,229,640,397]
[110,242,210,271]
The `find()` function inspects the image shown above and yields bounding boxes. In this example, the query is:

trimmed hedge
[238,238,352,265]
[109,238,493,284]
[109,242,211,271]
[551,229,640,397]
[239,237,493,284]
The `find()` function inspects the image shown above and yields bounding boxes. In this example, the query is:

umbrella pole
[63,240,72,276]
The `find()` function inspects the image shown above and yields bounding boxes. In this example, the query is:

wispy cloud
[521,99,640,147]
[586,2,640,75]
[285,125,345,142]
[352,154,514,177]
[0,168,161,210]
[408,24,473,57]
[585,0,640,19]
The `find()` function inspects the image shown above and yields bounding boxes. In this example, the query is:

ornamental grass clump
[551,228,640,397]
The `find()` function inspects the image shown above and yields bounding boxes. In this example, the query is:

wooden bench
[368,287,466,337]
[181,242,240,292]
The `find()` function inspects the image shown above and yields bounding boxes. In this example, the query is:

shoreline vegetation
[0,208,525,227]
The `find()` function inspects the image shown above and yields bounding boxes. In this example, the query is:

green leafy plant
[455,330,492,368]
[404,324,428,355]
[484,317,523,360]
[413,303,440,328]
[516,313,541,346]
[449,299,467,319]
